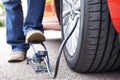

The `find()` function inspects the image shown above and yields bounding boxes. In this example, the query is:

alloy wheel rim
[62,0,81,56]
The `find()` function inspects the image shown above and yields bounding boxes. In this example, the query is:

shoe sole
[8,57,25,62]
[26,31,46,44]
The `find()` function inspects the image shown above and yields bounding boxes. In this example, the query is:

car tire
[61,0,120,72]
[54,0,60,21]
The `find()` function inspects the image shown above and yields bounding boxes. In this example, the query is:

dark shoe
[8,51,26,62]
[26,30,46,44]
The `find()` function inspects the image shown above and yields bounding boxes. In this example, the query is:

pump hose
[53,17,79,78]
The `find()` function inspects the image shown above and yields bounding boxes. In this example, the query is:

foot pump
[27,42,51,73]
[27,18,79,78]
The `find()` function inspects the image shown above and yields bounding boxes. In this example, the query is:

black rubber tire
[61,0,120,72]
[54,0,60,21]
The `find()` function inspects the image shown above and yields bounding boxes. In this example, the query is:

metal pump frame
[27,42,51,74]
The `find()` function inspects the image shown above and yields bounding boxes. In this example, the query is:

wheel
[61,0,120,72]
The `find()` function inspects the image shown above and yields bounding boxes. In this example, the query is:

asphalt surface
[0,27,120,80]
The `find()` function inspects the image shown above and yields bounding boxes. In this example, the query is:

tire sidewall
[54,0,60,21]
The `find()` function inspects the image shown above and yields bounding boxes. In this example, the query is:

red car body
[108,0,120,33]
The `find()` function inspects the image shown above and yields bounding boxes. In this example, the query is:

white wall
[21,0,27,17]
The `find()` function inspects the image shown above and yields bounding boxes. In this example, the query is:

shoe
[8,51,26,62]
[26,30,46,44]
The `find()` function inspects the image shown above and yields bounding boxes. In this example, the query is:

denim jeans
[2,0,45,52]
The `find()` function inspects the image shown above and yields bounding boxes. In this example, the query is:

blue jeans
[2,0,45,52]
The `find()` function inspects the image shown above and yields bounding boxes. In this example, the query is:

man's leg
[24,0,46,43]
[2,0,29,62]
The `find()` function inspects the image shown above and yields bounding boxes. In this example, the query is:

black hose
[53,17,79,78]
